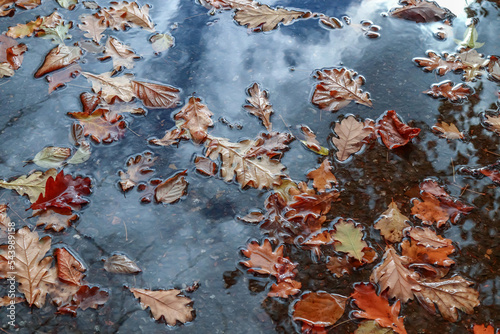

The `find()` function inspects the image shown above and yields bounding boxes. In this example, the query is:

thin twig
[123,220,128,241]
[127,127,142,137]
[483,149,500,157]
[451,157,455,182]
[331,318,355,329]
[460,184,469,197]
[450,183,485,195]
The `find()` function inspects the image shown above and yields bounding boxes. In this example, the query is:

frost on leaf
[376,110,420,149]
[132,80,180,109]
[14,227,57,308]
[119,152,157,191]
[424,81,473,102]
[374,201,410,243]
[244,82,273,131]
[432,122,464,140]
[351,283,407,334]
[234,4,306,32]
[389,0,452,23]
[413,276,479,322]
[331,116,372,162]
[370,246,420,302]
[292,292,348,330]
[205,136,286,189]
[312,68,372,112]
[29,171,92,215]
[307,159,337,193]
[129,288,194,326]
[100,37,140,73]
[54,247,86,286]
[82,71,135,103]
[0,169,57,203]
[411,179,473,227]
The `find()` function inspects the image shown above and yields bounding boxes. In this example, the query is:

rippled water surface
[0,0,499,333]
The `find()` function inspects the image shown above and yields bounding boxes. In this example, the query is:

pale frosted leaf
[32,146,71,168]
[104,254,141,274]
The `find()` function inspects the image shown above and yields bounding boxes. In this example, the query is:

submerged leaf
[376,110,420,149]
[292,292,348,328]
[32,146,72,168]
[333,219,367,261]
[82,71,135,103]
[103,254,141,274]
[132,80,180,109]
[424,81,473,102]
[119,152,157,191]
[150,33,174,53]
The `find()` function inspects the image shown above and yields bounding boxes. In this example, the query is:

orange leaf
[268,279,301,298]
[174,96,213,144]
[54,248,85,286]
[241,239,283,277]
[351,283,407,334]
[473,324,496,334]
[292,291,348,327]
[401,240,455,267]
[424,81,473,102]
[307,159,337,193]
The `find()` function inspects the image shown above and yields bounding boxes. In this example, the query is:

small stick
[483,149,500,157]
[451,157,455,182]
[450,183,485,195]
[460,184,469,197]
[123,221,128,241]
[126,127,142,137]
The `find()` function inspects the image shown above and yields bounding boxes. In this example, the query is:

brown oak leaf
[132,80,180,109]
[244,82,273,131]
[332,116,372,161]
[413,51,464,75]
[424,81,473,102]
[401,239,455,267]
[119,152,157,191]
[35,209,78,232]
[69,108,127,144]
[47,64,81,93]
[243,132,293,159]
[78,13,107,44]
[174,97,214,144]
[234,4,306,32]
[374,201,410,243]
[292,292,348,330]
[307,159,337,193]
[100,37,139,73]
[389,0,452,23]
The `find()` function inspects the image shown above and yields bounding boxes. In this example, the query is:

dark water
[0,0,499,333]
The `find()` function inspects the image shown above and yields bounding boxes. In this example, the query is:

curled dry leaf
[244,82,273,131]
[132,80,180,109]
[299,125,329,155]
[332,116,373,162]
[154,170,188,204]
[374,201,410,243]
[424,81,473,102]
[312,67,372,112]
[15,227,57,308]
[432,122,464,140]
[30,170,92,215]
[32,146,72,169]
[119,152,157,191]
[103,254,141,274]
[389,0,452,23]
[129,288,194,326]
[370,246,420,302]
[307,159,337,193]
[413,276,479,322]
[376,110,420,149]
[292,292,348,329]
[351,283,407,334]
[0,169,57,203]
[54,247,86,286]
[194,156,218,176]
[100,37,140,72]
[234,4,306,32]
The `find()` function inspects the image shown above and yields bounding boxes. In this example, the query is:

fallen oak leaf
[68,108,127,144]
[307,159,337,193]
[132,80,180,109]
[47,64,81,93]
[5,43,27,70]
[351,283,407,334]
[104,1,155,31]
[326,255,351,278]
[243,132,293,159]
[82,71,135,103]
[78,13,107,44]
[432,122,464,140]
[268,279,301,298]
[0,169,57,203]
[100,37,140,73]
[174,97,213,143]
[241,239,284,277]
[374,200,410,243]
[233,4,306,32]
[194,156,218,176]
[35,209,78,232]
[401,239,455,267]
[149,128,189,147]
[129,288,194,326]
[413,51,464,75]
[150,32,174,53]
[332,219,367,261]
[460,161,500,186]
[376,110,420,149]
[56,0,77,10]
[424,81,473,102]
[54,247,85,286]
[389,0,453,23]
[154,170,188,204]
[332,116,373,162]
[103,254,141,274]
[244,82,273,131]
[58,285,109,316]
[118,152,157,191]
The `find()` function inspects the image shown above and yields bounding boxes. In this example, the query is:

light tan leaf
[154,170,188,204]
[299,125,329,155]
[413,276,479,322]
[56,0,77,10]
[205,136,286,189]
[355,321,396,334]
[0,63,14,77]
[82,71,134,103]
[307,159,337,192]
[0,169,57,203]
[119,152,157,191]
[150,33,174,53]
[15,227,57,307]
[32,146,72,168]
[174,97,213,143]
[333,219,367,261]
[105,1,155,31]
[35,44,82,78]
[331,116,371,162]
[234,4,305,32]
[374,201,410,243]
[67,141,91,164]
[407,226,453,248]
[432,122,464,140]
[244,83,273,131]
[199,0,256,10]
[100,37,139,72]
[35,210,78,232]
[149,128,188,147]
[370,246,420,302]
[103,254,141,274]
[483,114,500,135]
[6,17,43,38]
[78,14,107,44]
[312,68,372,112]
[129,288,194,325]
[132,80,180,109]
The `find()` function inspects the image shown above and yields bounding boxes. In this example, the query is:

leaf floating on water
[455,23,484,49]
[424,81,473,102]
[389,0,452,23]
[35,44,82,78]
[268,279,301,298]
[374,201,410,243]
[35,209,78,232]
[432,122,464,140]
[354,321,397,334]
[244,82,273,131]
[174,97,214,144]
[376,110,420,149]
[241,239,284,277]
[460,160,500,186]
[331,116,372,162]
[312,67,372,112]
[82,72,135,103]
[67,141,91,164]
[150,33,174,53]
[351,283,407,334]
[482,114,500,135]
[149,128,189,147]
[47,64,82,93]
[6,16,44,38]
[103,254,141,274]
[413,51,464,75]
[55,247,86,286]
[292,292,348,330]
[234,4,306,32]
[78,14,107,44]
[132,80,180,109]
[0,169,57,203]
[104,1,155,31]
[69,107,127,144]
[154,170,188,204]
[56,0,78,10]
[119,152,157,191]
[299,125,329,155]
[194,156,218,176]
[129,288,194,326]
[473,324,496,334]
[487,55,500,81]
[333,219,367,261]
[100,37,140,73]
[32,146,72,168]
[307,159,337,193]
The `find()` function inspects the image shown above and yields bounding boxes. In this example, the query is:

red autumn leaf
[307,159,338,193]
[54,247,86,286]
[241,239,285,277]
[389,0,452,23]
[292,292,348,330]
[351,283,407,334]
[30,171,91,215]
[401,239,455,267]
[473,324,496,334]
[58,285,109,316]
[461,161,500,186]
[376,110,420,149]
[411,179,473,227]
